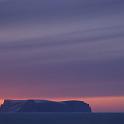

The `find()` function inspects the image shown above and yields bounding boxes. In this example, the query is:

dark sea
[0,113,124,124]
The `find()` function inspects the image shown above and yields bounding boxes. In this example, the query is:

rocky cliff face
[0,100,92,112]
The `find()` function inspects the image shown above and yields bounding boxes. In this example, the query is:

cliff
[0,100,92,112]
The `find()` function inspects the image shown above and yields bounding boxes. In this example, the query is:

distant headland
[0,99,92,112]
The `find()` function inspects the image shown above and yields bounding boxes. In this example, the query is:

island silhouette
[0,99,92,112]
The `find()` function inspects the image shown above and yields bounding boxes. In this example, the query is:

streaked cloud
[0,0,124,99]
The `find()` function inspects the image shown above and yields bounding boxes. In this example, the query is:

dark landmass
[0,113,124,124]
[0,100,91,112]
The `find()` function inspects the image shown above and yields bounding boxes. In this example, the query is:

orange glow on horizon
[84,96,124,112]
[0,99,4,105]
[0,96,124,112]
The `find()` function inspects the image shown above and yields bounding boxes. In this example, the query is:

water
[0,113,124,124]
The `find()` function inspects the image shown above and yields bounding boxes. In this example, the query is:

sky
[0,0,124,112]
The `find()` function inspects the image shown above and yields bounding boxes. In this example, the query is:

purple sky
[0,0,124,100]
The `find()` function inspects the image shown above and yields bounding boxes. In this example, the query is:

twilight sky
[0,0,124,111]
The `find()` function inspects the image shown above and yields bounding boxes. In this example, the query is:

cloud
[0,0,124,98]
[0,0,124,24]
